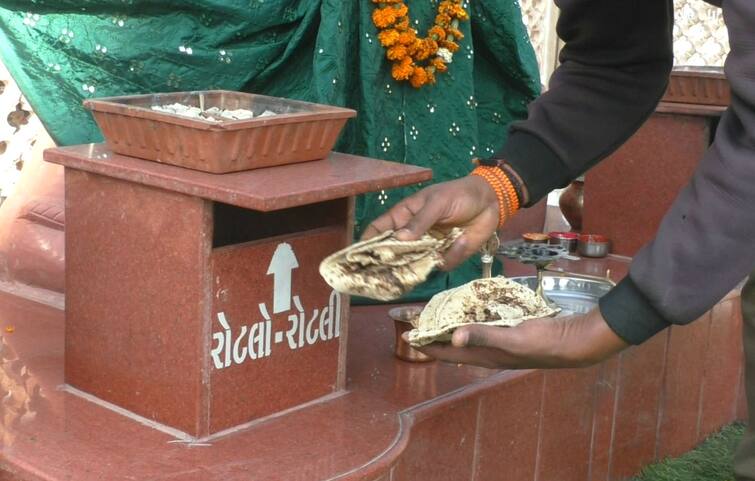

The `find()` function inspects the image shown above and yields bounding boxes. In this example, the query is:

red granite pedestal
[43,144,431,438]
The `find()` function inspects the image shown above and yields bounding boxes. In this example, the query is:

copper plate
[84,91,357,173]
[662,66,730,107]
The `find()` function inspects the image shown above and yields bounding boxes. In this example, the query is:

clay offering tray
[84,90,356,173]
[663,66,730,107]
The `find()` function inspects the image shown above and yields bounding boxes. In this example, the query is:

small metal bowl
[509,275,614,316]
[388,306,434,363]
[522,232,549,243]
[548,231,578,253]
[578,234,611,258]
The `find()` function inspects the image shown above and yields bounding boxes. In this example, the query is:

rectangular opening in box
[213,198,349,248]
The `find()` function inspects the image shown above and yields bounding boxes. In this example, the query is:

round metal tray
[509,275,613,316]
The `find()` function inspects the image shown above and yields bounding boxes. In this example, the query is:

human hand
[361,176,500,270]
[407,308,629,369]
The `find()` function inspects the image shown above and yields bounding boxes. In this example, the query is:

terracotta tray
[84,91,356,173]
[662,66,730,107]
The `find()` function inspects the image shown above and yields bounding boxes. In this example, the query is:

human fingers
[412,341,521,369]
[361,192,429,240]
[393,194,447,241]
[451,324,513,349]
[441,211,498,270]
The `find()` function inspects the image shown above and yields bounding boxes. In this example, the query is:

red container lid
[549,231,578,240]
[523,232,549,242]
[579,234,609,243]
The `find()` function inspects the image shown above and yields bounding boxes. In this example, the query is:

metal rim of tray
[509,274,614,317]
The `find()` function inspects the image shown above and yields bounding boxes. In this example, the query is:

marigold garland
[372,0,469,88]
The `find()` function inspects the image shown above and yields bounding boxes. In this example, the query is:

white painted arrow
[267,243,299,314]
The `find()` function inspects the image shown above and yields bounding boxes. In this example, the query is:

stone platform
[0,256,746,481]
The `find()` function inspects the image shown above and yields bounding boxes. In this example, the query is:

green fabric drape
[0,1,540,301]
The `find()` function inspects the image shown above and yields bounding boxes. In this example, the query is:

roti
[319,228,462,301]
[408,276,559,346]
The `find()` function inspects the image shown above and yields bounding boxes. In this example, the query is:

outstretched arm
[500,0,674,205]
[601,0,755,344]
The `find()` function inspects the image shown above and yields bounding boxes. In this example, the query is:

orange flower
[435,13,452,27]
[398,29,417,45]
[432,57,448,73]
[392,57,414,80]
[450,5,469,20]
[429,26,446,40]
[425,67,437,85]
[394,3,409,18]
[372,8,394,28]
[440,39,460,53]
[438,1,469,20]
[410,66,428,88]
[447,27,464,40]
[373,0,467,89]
[379,28,400,47]
[387,44,408,60]
[394,17,410,31]
[414,45,429,61]
[406,38,421,56]
[372,5,406,28]
[438,1,453,14]
[413,38,439,61]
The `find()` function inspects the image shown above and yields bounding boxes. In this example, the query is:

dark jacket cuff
[496,131,572,207]
[598,276,671,345]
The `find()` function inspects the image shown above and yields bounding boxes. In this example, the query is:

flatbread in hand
[408,276,559,346]
[319,228,462,301]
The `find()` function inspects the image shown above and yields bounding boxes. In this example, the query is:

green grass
[633,423,746,481]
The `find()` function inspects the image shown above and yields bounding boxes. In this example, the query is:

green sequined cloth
[0,1,540,301]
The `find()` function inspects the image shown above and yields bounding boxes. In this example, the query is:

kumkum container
[522,232,549,244]
[578,234,611,258]
[548,231,579,253]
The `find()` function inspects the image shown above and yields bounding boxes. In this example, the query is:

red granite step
[0,257,745,481]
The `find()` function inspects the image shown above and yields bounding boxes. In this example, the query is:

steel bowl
[578,234,611,258]
[388,306,434,363]
[509,275,614,316]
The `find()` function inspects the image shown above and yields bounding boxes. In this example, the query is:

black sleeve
[497,0,674,205]
[601,0,755,344]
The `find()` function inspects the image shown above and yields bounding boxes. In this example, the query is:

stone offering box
[45,144,430,438]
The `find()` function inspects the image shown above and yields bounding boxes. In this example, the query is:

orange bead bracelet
[470,165,520,228]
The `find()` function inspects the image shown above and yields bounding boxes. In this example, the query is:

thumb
[451,324,500,348]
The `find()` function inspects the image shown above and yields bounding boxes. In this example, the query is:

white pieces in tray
[150,103,278,121]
